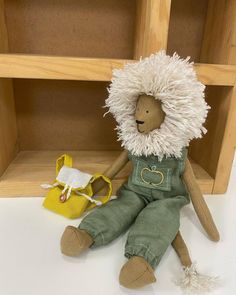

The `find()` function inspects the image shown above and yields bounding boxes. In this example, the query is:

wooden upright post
[0,0,18,176]
[201,0,236,65]
[212,85,236,193]
[134,0,171,58]
[200,0,236,193]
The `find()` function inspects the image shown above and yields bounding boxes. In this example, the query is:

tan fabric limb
[103,149,129,179]
[183,158,220,242]
[172,231,192,267]
[92,150,129,194]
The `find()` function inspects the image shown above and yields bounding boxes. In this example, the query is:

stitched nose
[136,120,144,125]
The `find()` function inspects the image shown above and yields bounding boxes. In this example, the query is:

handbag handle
[86,173,112,210]
[56,154,73,175]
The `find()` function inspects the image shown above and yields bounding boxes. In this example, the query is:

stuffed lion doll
[60,51,219,292]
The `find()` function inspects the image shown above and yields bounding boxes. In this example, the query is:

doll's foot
[119,256,156,289]
[60,226,93,256]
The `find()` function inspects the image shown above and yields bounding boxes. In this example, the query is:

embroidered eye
[146,110,149,113]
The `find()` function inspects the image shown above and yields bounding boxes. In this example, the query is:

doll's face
[135,94,165,134]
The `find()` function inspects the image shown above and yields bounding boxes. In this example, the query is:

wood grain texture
[0,54,235,85]
[189,158,214,193]
[0,0,18,177]
[0,79,18,176]
[4,0,136,59]
[199,0,236,192]
[0,0,235,197]
[189,86,231,180]
[0,151,213,197]
[167,0,208,62]
[134,0,171,58]
[0,0,8,52]
[212,85,236,193]
[13,79,120,151]
[0,54,132,81]
[189,85,236,194]
[200,0,236,64]
[194,64,236,86]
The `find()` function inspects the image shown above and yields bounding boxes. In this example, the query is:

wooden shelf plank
[0,151,214,197]
[194,63,236,86]
[0,54,235,85]
[0,54,132,81]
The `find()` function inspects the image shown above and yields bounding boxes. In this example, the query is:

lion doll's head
[105,51,209,160]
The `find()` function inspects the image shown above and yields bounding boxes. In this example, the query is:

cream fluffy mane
[105,51,209,160]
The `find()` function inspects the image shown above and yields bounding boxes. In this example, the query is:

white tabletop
[0,155,235,295]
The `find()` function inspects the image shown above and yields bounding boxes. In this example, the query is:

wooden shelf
[0,151,214,197]
[0,0,235,197]
[189,158,214,193]
[0,54,131,81]
[0,54,235,85]
[194,63,236,86]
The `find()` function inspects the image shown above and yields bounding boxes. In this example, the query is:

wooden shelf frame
[0,0,18,179]
[0,0,235,196]
[0,54,132,82]
[0,151,214,197]
[0,54,235,85]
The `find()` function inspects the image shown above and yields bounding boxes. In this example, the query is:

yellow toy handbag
[42,154,112,219]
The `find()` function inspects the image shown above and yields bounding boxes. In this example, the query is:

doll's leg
[119,195,189,288]
[61,187,145,256]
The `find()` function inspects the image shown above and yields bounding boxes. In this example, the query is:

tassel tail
[175,263,220,294]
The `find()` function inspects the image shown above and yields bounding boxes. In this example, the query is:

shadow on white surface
[0,152,235,295]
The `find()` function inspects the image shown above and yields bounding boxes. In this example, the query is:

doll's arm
[92,149,129,194]
[172,231,192,267]
[183,158,220,241]
[103,149,129,179]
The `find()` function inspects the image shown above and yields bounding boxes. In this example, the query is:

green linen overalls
[79,149,190,269]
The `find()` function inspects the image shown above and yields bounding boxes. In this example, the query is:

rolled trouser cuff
[125,244,162,269]
[79,221,105,248]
